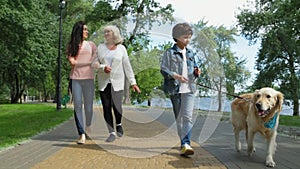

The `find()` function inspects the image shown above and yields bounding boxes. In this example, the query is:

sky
[158,0,247,26]
[154,0,260,82]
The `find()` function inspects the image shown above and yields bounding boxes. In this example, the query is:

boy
[160,23,201,156]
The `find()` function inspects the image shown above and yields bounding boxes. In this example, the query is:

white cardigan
[96,44,137,91]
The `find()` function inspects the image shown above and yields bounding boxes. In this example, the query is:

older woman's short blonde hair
[104,25,123,45]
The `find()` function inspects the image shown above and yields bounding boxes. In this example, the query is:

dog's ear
[252,89,260,101]
[275,91,284,111]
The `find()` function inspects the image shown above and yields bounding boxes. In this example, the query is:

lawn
[0,103,73,150]
[279,115,300,127]
[199,110,300,127]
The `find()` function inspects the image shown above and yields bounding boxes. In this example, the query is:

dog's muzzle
[256,103,270,117]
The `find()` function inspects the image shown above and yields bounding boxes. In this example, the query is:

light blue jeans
[170,92,194,146]
[72,79,94,135]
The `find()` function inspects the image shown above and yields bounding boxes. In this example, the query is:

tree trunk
[292,79,299,116]
[217,78,223,112]
[290,65,299,116]
[10,73,23,103]
[43,82,47,102]
[293,97,299,116]
[217,91,222,112]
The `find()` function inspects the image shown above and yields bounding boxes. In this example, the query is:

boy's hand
[173,74,188,83]
[194,68,201,77]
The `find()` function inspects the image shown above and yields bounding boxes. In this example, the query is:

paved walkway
[0,105,299,169]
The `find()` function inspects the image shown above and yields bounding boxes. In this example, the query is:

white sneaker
[181,144,194,156]
[77,134,86,144]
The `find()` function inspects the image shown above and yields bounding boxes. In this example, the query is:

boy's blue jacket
[160,44,199,95]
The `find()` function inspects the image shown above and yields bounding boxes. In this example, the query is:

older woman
[96,25,140,142]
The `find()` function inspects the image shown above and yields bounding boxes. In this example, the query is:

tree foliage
[237,0,300,116]
[130,48,164,105]
[0,0,57,103]
[192,20,251,111]
[0,0,99,103]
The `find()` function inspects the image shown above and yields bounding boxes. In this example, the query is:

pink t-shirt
[69,41,97,79]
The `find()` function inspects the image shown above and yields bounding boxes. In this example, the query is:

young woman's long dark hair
[67,21,86,57]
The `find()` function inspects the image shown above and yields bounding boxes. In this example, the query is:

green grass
[0,103,73,149]
[197,110,300,127]
[279,115,300,127]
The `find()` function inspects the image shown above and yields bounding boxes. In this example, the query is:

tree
[192,21,251,111]
[237,0,300,116]
[130,48,164,106]
[0,0,98,104]
[85,0,120,34]
[0,0,57,103]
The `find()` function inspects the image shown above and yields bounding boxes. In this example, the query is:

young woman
[95,25,141,142]
[67,21,97,144]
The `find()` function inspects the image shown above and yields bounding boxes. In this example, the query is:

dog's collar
[264,112,278,129]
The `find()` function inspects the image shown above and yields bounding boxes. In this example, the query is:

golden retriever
[230,87,284,167]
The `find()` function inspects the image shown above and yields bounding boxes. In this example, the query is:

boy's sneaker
[181,144,194,156]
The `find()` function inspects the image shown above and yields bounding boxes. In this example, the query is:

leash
[190,81,253,103]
